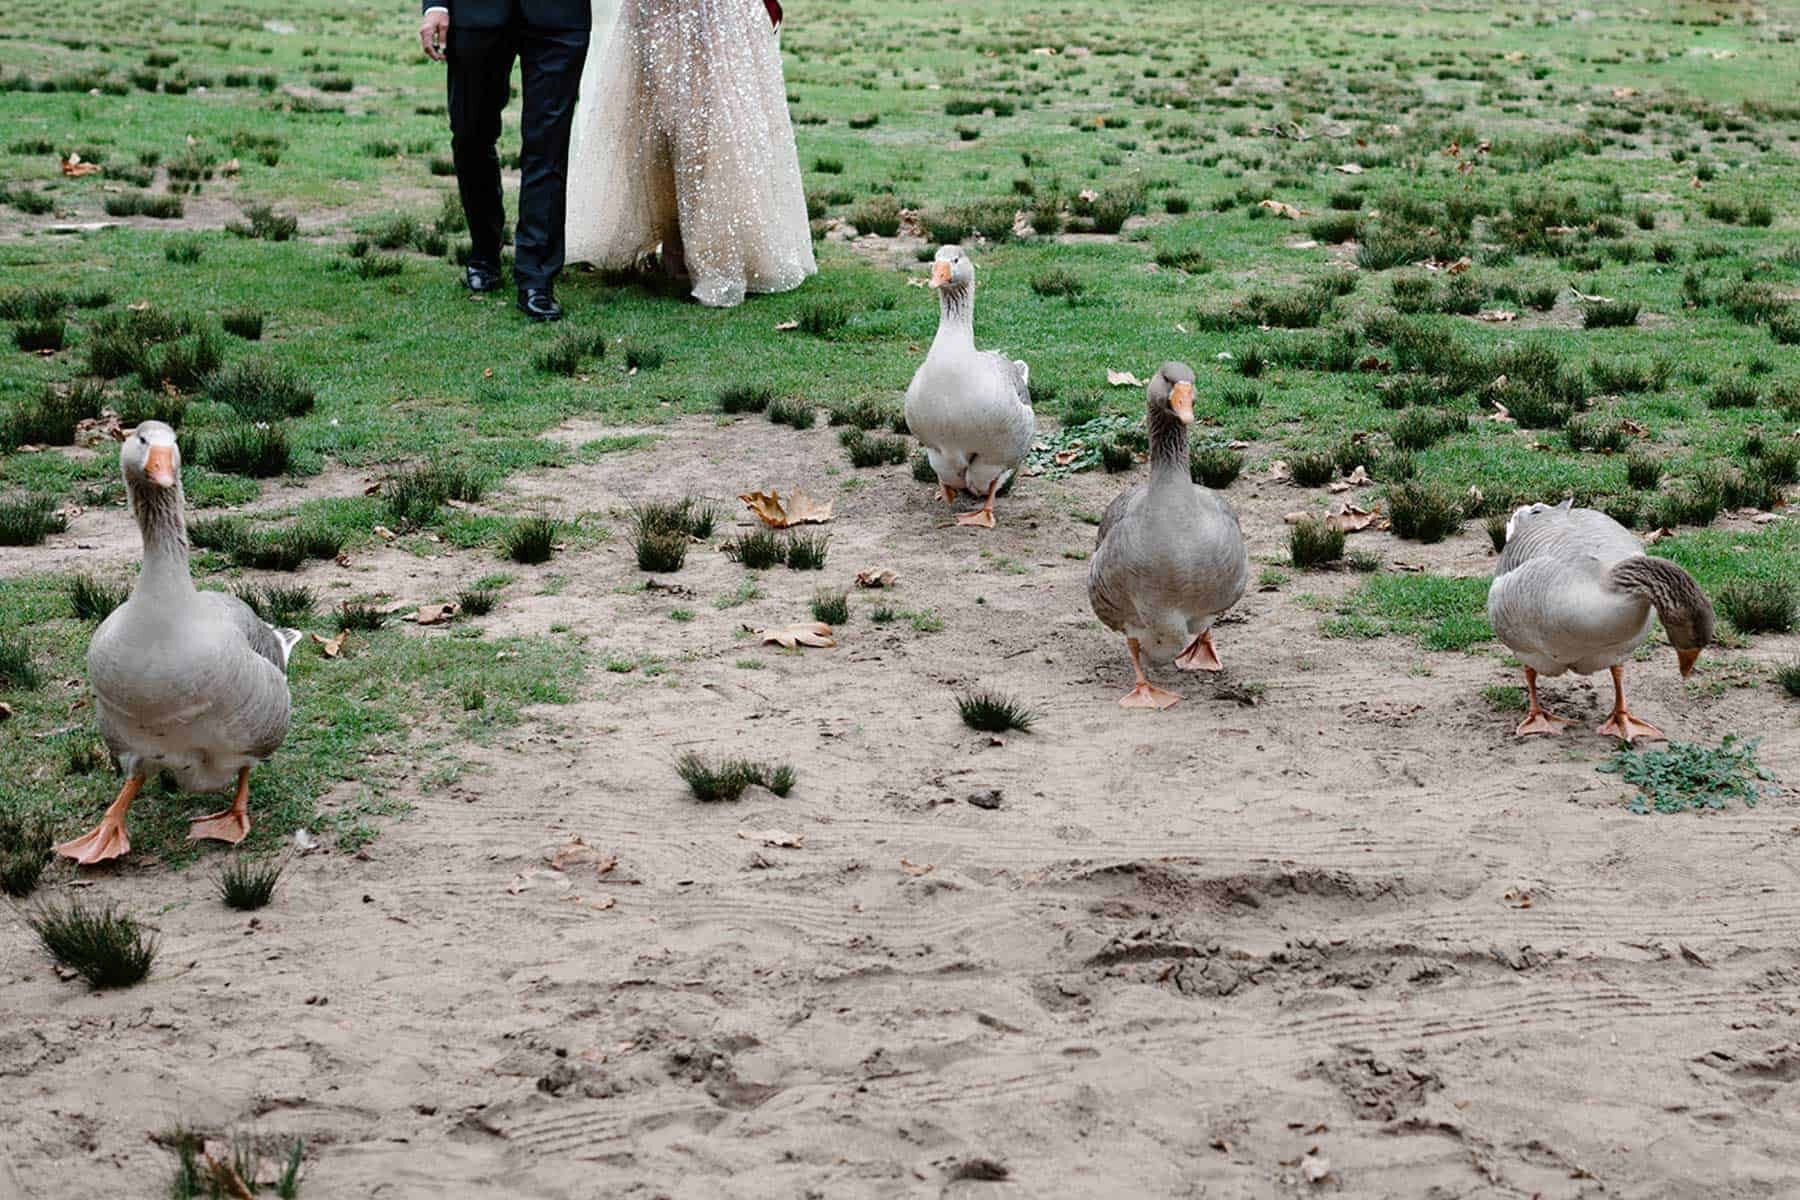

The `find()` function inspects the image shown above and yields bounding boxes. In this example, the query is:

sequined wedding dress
[565,0,816,308]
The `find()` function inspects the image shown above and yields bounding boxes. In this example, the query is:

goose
[903,245,1033,529]
[1487,499,1713,743]
[1089,363,1249,709]
[57,422,300,865]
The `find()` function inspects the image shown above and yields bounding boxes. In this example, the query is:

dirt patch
[3,414,1798,1196]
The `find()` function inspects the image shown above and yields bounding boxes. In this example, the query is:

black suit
[430,0,590,289]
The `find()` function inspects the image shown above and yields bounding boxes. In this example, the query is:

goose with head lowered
[1487,499,1713,743]
[903,245,1033,529]
[1089,363,1249,709]
[57,422,300,864]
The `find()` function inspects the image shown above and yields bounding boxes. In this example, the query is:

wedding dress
[565,0,816,308]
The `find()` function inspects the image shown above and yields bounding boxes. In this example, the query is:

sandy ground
[4,414,1799,1198]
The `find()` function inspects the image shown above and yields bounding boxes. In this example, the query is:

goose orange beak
[1170,381,1195,424]
[1677,648,1700,678]
[930,261,951,289]
[144,444,177,488]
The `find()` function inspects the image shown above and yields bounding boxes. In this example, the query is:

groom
[420,0,589,322]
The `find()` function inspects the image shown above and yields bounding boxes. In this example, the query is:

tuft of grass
[457,586,498,616]
[1030,268,1085,299]
[0,810,54,898]
[784,532,829,570]
[1777,660,1800,699]
[956,689,1037,734]
[217,856,284,910]
[724,528,783,569]
[504,516,562,564]
[1486,514,1509,552]
[634,527,687,572]
[68,575,129,623]
[383,461,488,526]
[29,899,158,989]
[1626,449,1664,490]
[227,203,299,242]
[13,316,66,352]
[1387,481,1464,544]
[718,384,772,414]
[1289,451,1336,487]
[798,300,850,337]
[1598,735,1773,814]
[1190,445,1244,489]
[0,496,68,547]
[1707,379,1761,410]
[1581,299,1640,329]
[1391,407,1467,451]
[261,585,315,627]
[336,599,384,631]
[810,589,849,624]
[1100,440,1134,473]
[206,357,314,421]
[675,752,796,802]
[1289,518,1346,568]
[767,396,814,430]
[845,430,910,468]
[622,340,665,371]
[221,309,265,340]
[535,328,604,375]
[912,449,938,483]
[200,425,290,477]
[1717,579,1795,635]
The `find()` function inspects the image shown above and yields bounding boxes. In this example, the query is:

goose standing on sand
[1487,499,1713,743]
[57,422,300,864]
[1089,363,1249,709]
[903,245,1033,529]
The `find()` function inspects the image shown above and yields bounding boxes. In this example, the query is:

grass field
[3,0,1797,856]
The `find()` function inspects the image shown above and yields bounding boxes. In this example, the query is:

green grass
[1322,574,1492,651]
[29,898,159,989]
[956,689,1037,734]
[674,752,796,802]
[217,855,284,910]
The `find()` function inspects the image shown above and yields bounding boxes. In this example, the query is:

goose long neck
[131,479,194,598]
[932,281,975,351]
[1147,402,1191,480]
[1607,555,1711,642]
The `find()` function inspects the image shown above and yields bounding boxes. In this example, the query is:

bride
[565,0,817,308]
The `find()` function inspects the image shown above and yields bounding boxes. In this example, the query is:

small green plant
[29,898,158,989]
[1100,440,1134,473]
[718,384,772,414]
[810,589,849,624]
[217,856,284,910]
[458,586,498,616]
[675,752,796,802]
[1717,579,1795,635]
[0,810,53,898]
[1289,451,1336,487]
[798,300,850,337]
[1481,684,1527,712]
[68,574,128,623]
[911,450,938,483]
[622,340,665,370]
[956,689,1037,734]
[1598,735,1774,814]
[1189,445,1244,489]
[846,431,910,468]
[1486,514,1509,552]
[0,496,67,547]
[221,308,264,340]
[206,357,315,421]
[505,516,561,564]
[634,527,687,572]
[1777,659,1800,699]
[1387,481,1463,543]
[13,315,66,352]
[767,397,814,430]
[200,425,290,477]
[336,599,384,631]
[1626,449,1663,490]
[1289,518,1345,567]
[870,605,896,625]
[1030,268,1085,299]
[724,528,783,569]
[261,585,315,627]
[785,532,829,570]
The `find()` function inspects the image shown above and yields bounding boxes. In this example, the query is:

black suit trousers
[446,23,588,290]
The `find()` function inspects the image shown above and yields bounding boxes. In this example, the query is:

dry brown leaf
[1326,504,1378,533]
[1053,449,1080,466]
[1333,162,1364,174]
[1570,286,1613,303]
[545,836,618,876]
[1267,460,1291,483]
[75,411,123,446]
[759,621,836,649]
[1489,402,1514,424]
[61,154,101,177]
[737,829,805,848]
[203,1155,256,1200]
[739,489,833,528]
[1106,369,1145,387]
[1474,309,1517,322]
[1644,527,1675,544]
[221,158,241,176]
[899,858,935,876]
[410,602,458,626]
[774,319,799,331]
[311,631,348,659]
[1257,199,1302,220]
[372,524,398,542]
[855,568,897,589]
[1345,465,1370,486]
[1281,510,1310,525]
[363,481,383,496]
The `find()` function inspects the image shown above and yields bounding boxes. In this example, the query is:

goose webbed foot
[57,774,142,865]
[1174,630,1222,672]
[188,767,252,846]
[940,483,958,506]
[1514,709,1573,737]
[1119,682,1182,710]
[955,477,1000,528]
[1597,710,1665,743]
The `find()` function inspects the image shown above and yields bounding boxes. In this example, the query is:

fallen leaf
[1752,511,1782,524]
[1489,402,1514,424]
[545,836,618,876]
[739,489,833,528]
[1106,369,1145,387]
[774,319,798,331]
[1326,504,1378,533]
[899,858,935,876]
[203,1155,256,1200]
[1333,162,1363,174]
[737,829,805,848]
[60,154,101,177]
[410,602,458,626]
[1345,465,1370,486]
[221,158,241,176]
[372,524,398,542]
[759,621,835,649]
[1302,1152,1332,1184]
[1570,286,1613,303]
[855,568,898,588]
[1078,188,1099,203]
[1267,460,1291,483]
[1504,887,1534,909]
[363,481,383,496]
[311,631,348,659]
[1257,199,1302,220]
[1644,527,1675,544]
[1610,86,1639,99]
[1288,238,1320,250]
[0,702,13,721]
[1475,309,1517,322]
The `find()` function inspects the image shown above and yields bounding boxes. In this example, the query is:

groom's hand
[419,8,449,62]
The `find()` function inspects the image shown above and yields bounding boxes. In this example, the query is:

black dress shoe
[464,262,502,293]
[517,287,563,322]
